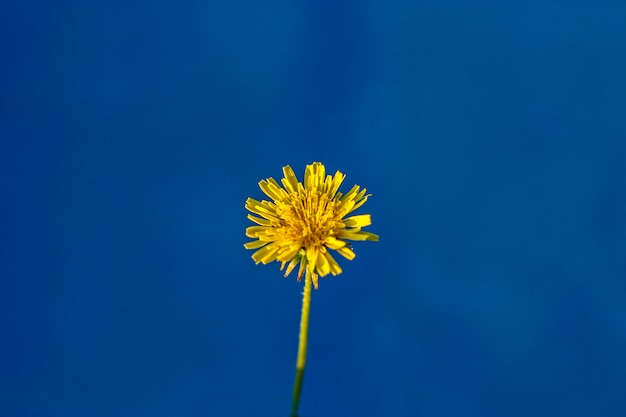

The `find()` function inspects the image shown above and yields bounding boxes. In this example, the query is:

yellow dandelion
[244,162,378,417]
[244,161,379,289]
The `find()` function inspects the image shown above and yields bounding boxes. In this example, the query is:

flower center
[276,189,338,250]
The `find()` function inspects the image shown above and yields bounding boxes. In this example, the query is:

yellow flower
[244,162,378,289]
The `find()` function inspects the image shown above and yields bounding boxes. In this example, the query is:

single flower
[244,162,378,289]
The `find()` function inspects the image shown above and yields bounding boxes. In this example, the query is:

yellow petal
[343,214,371,228]
[305,162,325,190]
[245,226,268,238]
[329,171,345,197]
[252,245,278,264]
[276,246,300,263]
[339,184,360,203]
[244,240,267,249]
[305,247,319,273]
[258,179,286,202]
[247,214,272,226]
[281,165,299,193]
[355,187,367,201]
[336,246,356,260]
[338,230,379,241]
[245,198,279,220]
[362,231,379,241]
[323,251,342,275]
[349,193,370,214]
[324,236,346,250]
[315,250,331,276]
[259,245,280,264]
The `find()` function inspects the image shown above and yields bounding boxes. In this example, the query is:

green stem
[290,269,312,417]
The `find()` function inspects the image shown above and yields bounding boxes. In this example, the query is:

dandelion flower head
[244,162,378,289]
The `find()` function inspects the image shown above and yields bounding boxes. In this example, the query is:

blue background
[1,1,625,416]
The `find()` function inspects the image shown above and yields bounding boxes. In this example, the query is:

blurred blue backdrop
[1,1,625,416]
